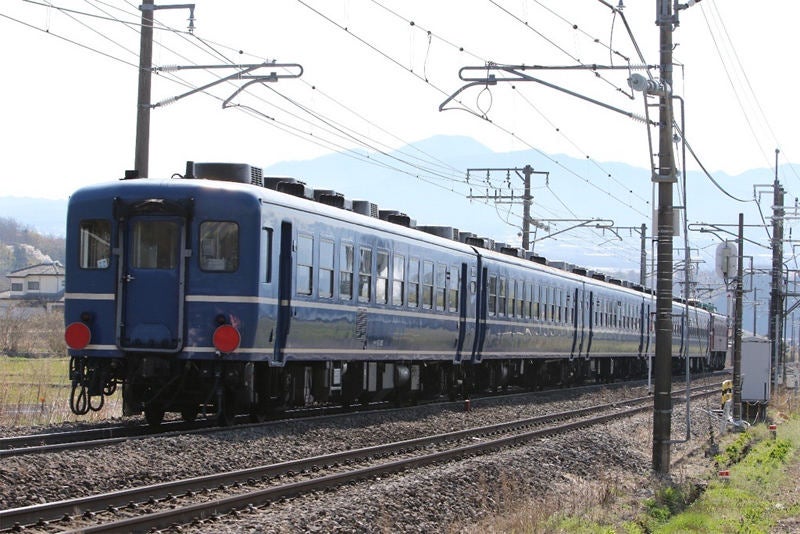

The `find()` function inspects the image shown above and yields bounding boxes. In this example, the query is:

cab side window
[79,219,111,269]
[200,221,238,272]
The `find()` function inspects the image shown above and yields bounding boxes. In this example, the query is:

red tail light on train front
[212,324,240,353]
[65,322,91,350]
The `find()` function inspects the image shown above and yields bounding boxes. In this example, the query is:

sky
[2,0,797,195]
[1,0,799,283]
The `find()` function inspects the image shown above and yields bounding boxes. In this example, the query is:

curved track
[1,371,727,458]
[0,385,718,533]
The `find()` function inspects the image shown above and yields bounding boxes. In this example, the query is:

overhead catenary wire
[294,0,655,227]
[488,0,636,99]
[4,0,708,274]
[699,2,800,185]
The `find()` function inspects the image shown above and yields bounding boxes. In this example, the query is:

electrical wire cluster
[2,0,795,297]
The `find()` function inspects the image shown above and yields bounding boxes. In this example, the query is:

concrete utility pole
[641,223,648,287]
[134,0,155,178]
[134,2,196,178]
[652,0,678,475]
[770,154,785,389]
[733,213,744,421]
[466,166,550,250]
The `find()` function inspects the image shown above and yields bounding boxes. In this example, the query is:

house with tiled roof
[5,261,65,305]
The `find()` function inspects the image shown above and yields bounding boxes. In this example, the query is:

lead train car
[64,163,728,425]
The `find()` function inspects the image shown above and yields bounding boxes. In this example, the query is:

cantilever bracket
[440,63,657,126]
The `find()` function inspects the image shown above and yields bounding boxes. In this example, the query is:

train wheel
[181,406,198,423]
[249,402,268,423]
[144,404,165,427]
[217,391,236,427]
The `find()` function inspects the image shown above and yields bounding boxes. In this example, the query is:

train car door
[117,215,186,352]
[644,302,653,356]
[571,285,588,358]
[585,291,594,355]
[471,263,488,363]
[454,263,475,363]
[273,221,293,364]
[638,300,646,357]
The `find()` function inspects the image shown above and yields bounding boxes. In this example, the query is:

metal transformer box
[741,336,771,402]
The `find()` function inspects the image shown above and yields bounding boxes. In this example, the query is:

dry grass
[0,306,122,427]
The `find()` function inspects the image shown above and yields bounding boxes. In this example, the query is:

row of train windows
[486,275,642,330]
[674,321,708,337]
[294,233,460,311]
[296,233,644,329]
[79,219,239,272]
[78,218,643,330]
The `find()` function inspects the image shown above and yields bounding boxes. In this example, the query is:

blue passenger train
[64,162,728,425]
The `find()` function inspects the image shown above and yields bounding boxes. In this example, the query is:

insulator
[155,97,178,108]
[158,64,180,72]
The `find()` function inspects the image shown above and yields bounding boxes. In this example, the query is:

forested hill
[0,217,66,291]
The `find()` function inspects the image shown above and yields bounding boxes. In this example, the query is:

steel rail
[2,371,726,457]
[69,388,716,533]
[1,386,716,531]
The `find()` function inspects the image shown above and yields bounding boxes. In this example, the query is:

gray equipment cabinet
[741,336,771,402]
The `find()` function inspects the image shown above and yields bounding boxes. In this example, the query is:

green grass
[651,413,800,533]
[0,354,121,427]
[458,391,800,534]
[0,308,122,426]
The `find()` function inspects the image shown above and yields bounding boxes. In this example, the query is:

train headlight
[65,322,91,350]
[213,324,240,353]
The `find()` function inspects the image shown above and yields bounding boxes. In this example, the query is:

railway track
[0,385,718,533]
[0,402,389,457]
[0,372,727,458]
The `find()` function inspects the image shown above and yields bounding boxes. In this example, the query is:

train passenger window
[546,287,553,322]
[532,284,540,320]
[133,220,179,269]
[435,263,446,311]
[488,275,497,316]
[524,283,531,319]
[470,266,477,294]
[319,238,334,299]
[79,219,111,269]
[408,257,419,307]
[358,247,372,303]
[517,281,525,318]
[296,233,313,295]
[392,255,405,306]
[507,279,515,317]
[498,278,507,317]
[340,242,354,300]
[199,221,237,272]
[422,260,434,309]
[376,251,389,304]
[448,265,459,312]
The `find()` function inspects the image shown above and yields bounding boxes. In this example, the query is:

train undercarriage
[69,351,725,427]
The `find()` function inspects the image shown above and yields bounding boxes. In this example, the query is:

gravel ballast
[0,377,725,532]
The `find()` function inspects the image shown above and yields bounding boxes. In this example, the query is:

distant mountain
[263,134,779,269]
[0,134,781,330]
